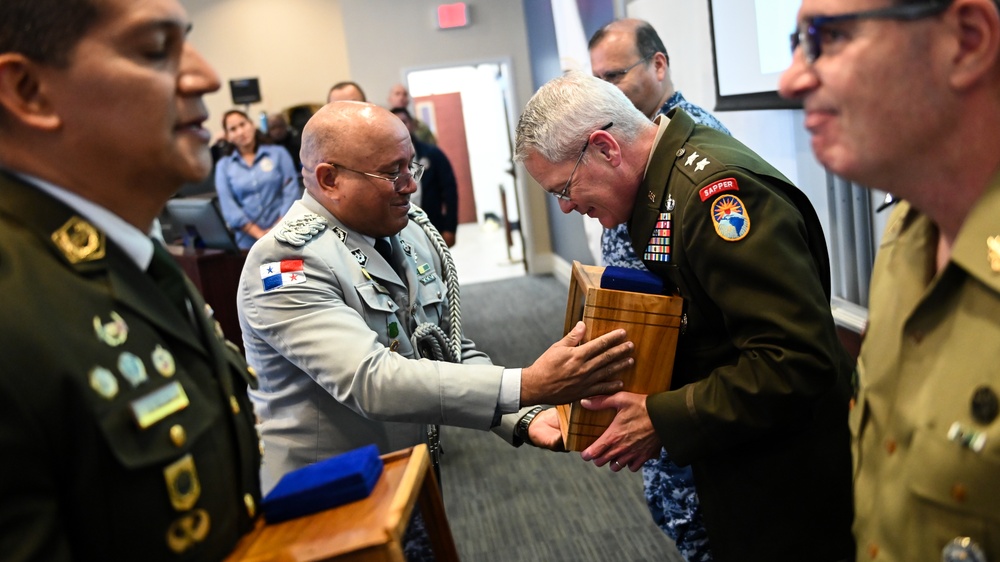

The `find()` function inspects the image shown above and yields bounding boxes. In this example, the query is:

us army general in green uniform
[517,71,854,562]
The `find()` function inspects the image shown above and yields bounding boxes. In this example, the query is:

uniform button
[868,542,879,559]
[247,366,258,379]
[229,396,240,415]
[675,148,686,158]
[885,439,897,454]
[951,483,967,503]
[244,493,257,518]
[170,424,187,448]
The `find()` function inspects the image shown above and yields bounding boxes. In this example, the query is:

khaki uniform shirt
[852,176,1000,561]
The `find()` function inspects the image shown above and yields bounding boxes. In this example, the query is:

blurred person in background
[215,109,299,249]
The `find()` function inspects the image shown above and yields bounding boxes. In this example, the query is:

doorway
[405,62,526,285]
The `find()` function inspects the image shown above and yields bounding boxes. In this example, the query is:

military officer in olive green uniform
[516,71,854,562]
[0,0,261,560]
[780,0,1000,560]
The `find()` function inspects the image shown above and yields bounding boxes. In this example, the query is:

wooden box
[557,261,682,451]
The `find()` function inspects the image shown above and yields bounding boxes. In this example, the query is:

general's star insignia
[695,158,710,172]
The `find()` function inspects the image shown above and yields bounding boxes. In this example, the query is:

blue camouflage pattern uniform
[602,91,729,562]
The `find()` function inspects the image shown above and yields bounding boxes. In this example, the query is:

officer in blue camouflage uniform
[0,0,262,560]
[590,18,729,561]
[517,71,854,562]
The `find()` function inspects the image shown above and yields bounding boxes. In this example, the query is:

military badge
[684,151,700,167]
[401,240,413,256]
[130,381,190,429]
[699,177,739,201]
[420,273,438,285]
[118,351,148,387]
[388,322,399,338]
[93,311,128,347]
[942,537,987,562]
[643,212,673,262]
[351,248,368,267]
[711,194,750,241]
[988,235,1000,272]
[152,345,176,377]
[332,225,348,243]
[51,216,105,264]
[417,263,431,275]
[166,509,210,554]
[163,453,202,512]
[89,366,119,400]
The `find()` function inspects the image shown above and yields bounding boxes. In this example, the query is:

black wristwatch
[515,406,545,446]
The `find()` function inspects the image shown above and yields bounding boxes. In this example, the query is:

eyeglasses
[552,122,613,202]
[328,161,425,191]
[597,53,654,84]
[790,0,952,64]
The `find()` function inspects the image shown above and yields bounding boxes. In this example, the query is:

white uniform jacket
[238,192,516,492]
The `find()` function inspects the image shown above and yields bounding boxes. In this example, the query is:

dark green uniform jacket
[0,173,261,561]
[630,108,855,562]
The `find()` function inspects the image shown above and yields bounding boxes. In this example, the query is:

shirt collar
[11,171,155,269]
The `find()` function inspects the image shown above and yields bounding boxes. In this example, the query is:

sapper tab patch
[699,177,739,201]
[711,194,750,241]
[260,259,307,291]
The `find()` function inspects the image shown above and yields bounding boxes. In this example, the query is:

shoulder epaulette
[274,213,328,247]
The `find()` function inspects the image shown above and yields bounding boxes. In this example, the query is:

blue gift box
[262,444,384,524]
[600,266,666,295]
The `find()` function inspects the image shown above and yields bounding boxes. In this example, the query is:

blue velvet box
[600,266,666,295]
[262,444,384,524]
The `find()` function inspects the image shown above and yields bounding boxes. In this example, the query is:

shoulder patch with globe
[710,193,750,241]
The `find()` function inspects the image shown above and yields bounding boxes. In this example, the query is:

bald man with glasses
[236,103,633,529]
[781,0,1000,560]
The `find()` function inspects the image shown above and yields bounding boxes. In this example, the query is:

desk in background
[167,245,248,352]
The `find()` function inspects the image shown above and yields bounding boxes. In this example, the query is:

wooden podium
[558,262,683,451]
[225,445,458,562]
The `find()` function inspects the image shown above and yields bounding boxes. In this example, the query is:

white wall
[338,0,550,273]
[179,0,351,138]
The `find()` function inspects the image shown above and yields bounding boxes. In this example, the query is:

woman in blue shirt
[215,110,300,249]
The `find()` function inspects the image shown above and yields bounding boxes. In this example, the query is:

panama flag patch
[260,259,306,291]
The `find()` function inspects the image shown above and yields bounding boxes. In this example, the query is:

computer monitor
[229,77,261,105]
[165,195,241,252]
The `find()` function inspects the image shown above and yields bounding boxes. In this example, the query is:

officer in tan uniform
[780,0,1000,560]
[0,0,261,559]
[515,71,854,562]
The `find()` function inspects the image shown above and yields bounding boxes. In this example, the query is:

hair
[514,70,649,164]
[0,0,101,67]
[588,19,669,65]
[328,81,367,102]
[220,109,269,156]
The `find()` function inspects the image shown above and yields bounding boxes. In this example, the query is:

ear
[652,52,669,82]
[589,130,623,167]
[0,54,61,130]
[948,0,1000,90]
[314,163,342,199]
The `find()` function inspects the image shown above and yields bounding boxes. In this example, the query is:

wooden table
[225,445,459,562]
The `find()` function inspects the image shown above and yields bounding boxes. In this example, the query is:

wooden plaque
[558,262,682,451]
